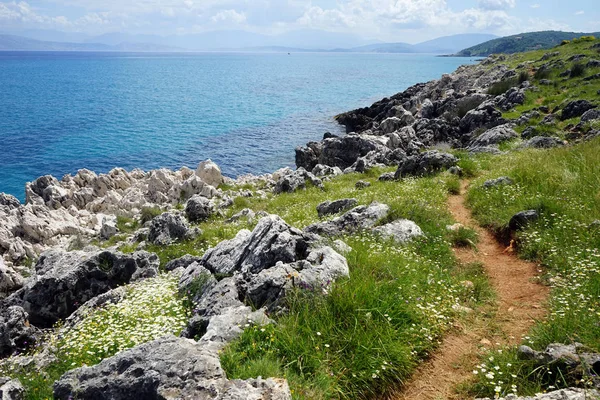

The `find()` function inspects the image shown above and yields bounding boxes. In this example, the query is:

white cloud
[477,0,516,11]
[211,9,246,24]
[530,4,540,8]
[575,10,584,15]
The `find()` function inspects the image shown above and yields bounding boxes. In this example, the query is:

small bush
[449,226,479,248]
[570,62,587,78]
[487,78,517,96]
[518,71,530,84]
[560,40,571,46]
[446,175,461,195]
[575,35,596,42]
[533,68,551,80]
[140,206,162,225]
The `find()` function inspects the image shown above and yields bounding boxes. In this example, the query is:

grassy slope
[464,39,600,398]
[456,31,600,57]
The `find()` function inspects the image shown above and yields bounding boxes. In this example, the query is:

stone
[274,168,323,194]
[226,208,256,223]
[0,306,38,357]
[305,203,390,236]
[395,151,458,178]
[196,159,223,188]
[355,180,371,189]
[483,177,514,188]
[521,136,565,149]
[0,194,20,210]
[509,210,540,231]
[164,254,203,272]
[99,215,119,240]
[319,136,389,170]
[561,100,596,121]
[312,164,343,177]
[4,250,159,328]
[185,195,215,223]
[316,199,358,218]
[581,109,600,123]
[476,389,599,400]
[470,124,518,147]
[0,377,24,400]
[53,335,291,400]
[378,172,396,181]
[0,259,23,297]
[459,101,505,133]
[148,212,192,245]
[332,240,352,255]
[373,220,424,244]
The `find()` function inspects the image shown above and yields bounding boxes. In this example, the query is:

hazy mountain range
[0,29,498,54]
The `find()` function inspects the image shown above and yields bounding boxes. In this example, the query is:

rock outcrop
[306,203,390,236]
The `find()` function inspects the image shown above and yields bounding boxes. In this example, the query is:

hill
[0,34,180,52]
[455,30,600,56]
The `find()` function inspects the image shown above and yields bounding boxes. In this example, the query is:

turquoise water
[0,52,475,201]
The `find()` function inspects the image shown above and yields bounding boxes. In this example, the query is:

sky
[0,0,598,43]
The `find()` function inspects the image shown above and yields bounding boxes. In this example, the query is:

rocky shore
[1,47,599,399]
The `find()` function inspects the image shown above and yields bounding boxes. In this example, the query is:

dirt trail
[390,181,549,400]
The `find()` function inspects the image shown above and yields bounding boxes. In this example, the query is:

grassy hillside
[456,31,600,57]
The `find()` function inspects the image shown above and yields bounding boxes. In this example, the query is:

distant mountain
[0,34,181,52]
[455,31,600,56]
[333,34,498,54]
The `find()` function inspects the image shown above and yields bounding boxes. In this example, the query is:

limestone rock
[99,215,119,240]
[561,100,596,120]
[373,219,424,244]
[306,203,390,236]
[196,159,224,188]
[0,306,38,357]
[483,177,514,188]
[470,124,518,147]
[185,195,215,223]
[316,199,358,218]
[509,210,540,231]
[148,212,193,245]
[521,136,565,149]
[0,377,24,400]
[395,151,458,178]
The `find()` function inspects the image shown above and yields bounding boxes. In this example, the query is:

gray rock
[274,168,323,194]
[0,377,24,400]
[581,109,600,122]
[305,203,390,236]
[226,208,256,223]
[476,388,599,400]
[496,87,526,111]
[319,136,389,170]
[459,101,505,133]
[148,212,192,245]
[355,180,372,189]
[4,250,159,327]
[311,164,343,177]
[245,263,296,310]
[0,306,38,357]
[448,166,463,176]
[178,262,218,305]
[468,146,503,155]
[53,335,291,400]
[373,220,424,244]
[380,113,414,134]
[470,124,518,147]
[378,172,396,181]
[196,159,223,188]
[522,136,565,149]
[395,151,458,178]
[100,215,119,240]
[0,194,20,210]
[483,177,514,188]
[0,259,23,298]
[317,199,358,218]
[587,59,600,68]
[561,100,596,121]
[509,210,540,231]
[164,254,204,272]
[200,215,311,275]
[185,195,215,223]
[539,79,553,85]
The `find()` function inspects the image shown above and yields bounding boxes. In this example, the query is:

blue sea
[0,52,475,201]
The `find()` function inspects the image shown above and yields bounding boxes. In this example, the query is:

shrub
[449,226,479,248]
[559,40,571,46]
[487,78,517,96]
[140,206,162,225]
[518,71,530,84]
[570,62,587,78]
[446,175,461,195]
[533,67,551,80]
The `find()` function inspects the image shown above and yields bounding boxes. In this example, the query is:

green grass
[466,137,600,397]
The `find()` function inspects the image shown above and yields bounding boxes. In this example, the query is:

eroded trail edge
[392,181,549,400]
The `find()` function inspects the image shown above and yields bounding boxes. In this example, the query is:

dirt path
[390,181,549,400]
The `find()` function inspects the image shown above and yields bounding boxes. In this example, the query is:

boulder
[0,194,20,210]
[373,220,424,244]
[317,199,358,218]
[319,136,389,170]
[0,306,38,357]
[226,208,256,223]
[509,210,540,231]
[395,151,458,178]
[294,142,323,172]
[561,100,596,121]
[305,203,390,236]
[0,377,24,400]
[164,254,203,272]
[4,250,159,327]
[581,109,600,122]
[483,177,514,189]
[53,335,291,400]
[378,172,396,181]
[0,259,23,297]
[99,215,119,240]
[148,212,193,245]
[274,168,323,194]
[470,124,518,147]
[521,136,565,149]
[196,159,223,188]
[185,195,215,223]
[476,388,599,400]
[312,164,343,177]
[355,180,371,189]
[459,101,505,133]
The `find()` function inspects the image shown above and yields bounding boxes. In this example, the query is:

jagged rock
[380,111,415,134]
[521,136,565,149]
[274,168,323,194]
[470,124,518,147]
[332,240,352,255]
[164,254,204,272]
[305,203,389,236]
[394,151,458,178]
[355,180,371,189]
[0,377,24,400]
[0,194,20,210]
[312,164,343,177]
[0,259,23,297]
[496,87,526,111]
[477,388,599,400]
[3,250,159,327]
[317,199,358,218]
[373,220,424,244]
[469,146,503,155]
[483,177,514,188]
[99,215,119,240]
[226,208,256,223]
[53,335,291,400]
[196,159,223,188]
[378,172,396,181]
[318,136,389,170]
[460,101,505,133]
[148,212,193,245]
[561,100,596,121]
[509,210,540,231]
[581,109,600,122]
[185,195,215,223]
[0,306,38,357]
[448,166,463,176]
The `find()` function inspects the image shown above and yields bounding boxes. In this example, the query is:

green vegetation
[456,31,600,57]
[466,138,600,397]
[0,274,188,399]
